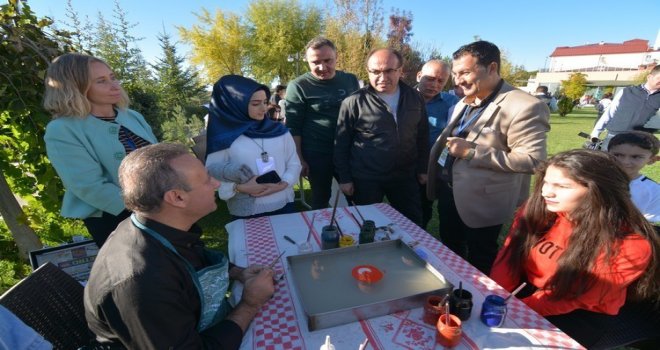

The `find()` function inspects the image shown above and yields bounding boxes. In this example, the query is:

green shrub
[557,97,574,117]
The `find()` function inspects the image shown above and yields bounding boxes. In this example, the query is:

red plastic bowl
[351,265,383,284]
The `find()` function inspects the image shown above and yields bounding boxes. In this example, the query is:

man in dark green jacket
[285,37,359,209]
[334,48,429,226]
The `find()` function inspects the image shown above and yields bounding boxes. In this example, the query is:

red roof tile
[550,39,654,57]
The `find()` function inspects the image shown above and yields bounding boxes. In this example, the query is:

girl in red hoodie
[490,149,660,347]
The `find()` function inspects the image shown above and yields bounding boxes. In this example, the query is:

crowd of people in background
[29,35,660,349]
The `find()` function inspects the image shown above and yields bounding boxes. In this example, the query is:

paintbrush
[268,250,286,269]
[334,218,344,237]
[305,213,317,243]
[329,189,340,227]
[348,211,362,229]
[504,282,527,303]
[351,201,366,224]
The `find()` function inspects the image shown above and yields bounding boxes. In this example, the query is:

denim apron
[131,215,231,331]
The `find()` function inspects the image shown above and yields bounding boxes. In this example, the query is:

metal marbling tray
[286,239,452,331]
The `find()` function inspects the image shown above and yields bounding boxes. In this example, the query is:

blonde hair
[43,53,130,118]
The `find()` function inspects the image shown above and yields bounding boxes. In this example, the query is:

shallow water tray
[286,239,452,331]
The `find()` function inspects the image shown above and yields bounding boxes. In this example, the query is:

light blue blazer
[44,109,158,219]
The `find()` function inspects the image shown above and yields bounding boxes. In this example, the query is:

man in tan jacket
[427,41,550,274]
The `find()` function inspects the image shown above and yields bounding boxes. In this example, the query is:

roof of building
[550,39,656,57]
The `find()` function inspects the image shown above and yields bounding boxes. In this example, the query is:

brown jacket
[427,81,550,228]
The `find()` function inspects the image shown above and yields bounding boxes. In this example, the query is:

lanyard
[130,215,230,331]
[454,105,486,137]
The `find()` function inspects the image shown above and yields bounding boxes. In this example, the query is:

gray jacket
[207,162,255,217]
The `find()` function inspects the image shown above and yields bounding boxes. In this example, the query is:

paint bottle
[321,225,339,250]
[359,220,376,244]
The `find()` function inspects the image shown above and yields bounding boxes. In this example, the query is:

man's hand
[300,159,309,178]
[236,264,268,283]
[340,182,354,196]
[417,173,428,185]
[293,135,308,177]
[241,269,275,309]
[445,137,474,159]
[226,269,275,332]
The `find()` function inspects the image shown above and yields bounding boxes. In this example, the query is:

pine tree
[152,29,207,117]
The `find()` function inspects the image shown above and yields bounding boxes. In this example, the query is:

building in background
[525,30,660,99]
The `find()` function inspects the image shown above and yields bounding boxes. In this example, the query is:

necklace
[249,138,269,162]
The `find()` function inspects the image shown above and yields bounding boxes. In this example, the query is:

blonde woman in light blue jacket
[43,53,157,247]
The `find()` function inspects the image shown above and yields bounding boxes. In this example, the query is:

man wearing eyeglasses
[334,48,429,226]
[426,41,550,274]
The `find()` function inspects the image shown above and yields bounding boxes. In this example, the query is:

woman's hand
[236,176,267,196]
[252,181,288,197]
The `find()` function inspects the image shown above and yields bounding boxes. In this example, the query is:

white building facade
[526,32,660,97]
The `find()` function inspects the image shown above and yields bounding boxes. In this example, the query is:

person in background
[596,92,613,119]
[285,37,360,209]
[591,65,660,149]
[608,131,660,225]
[267,85,286,122]
[416,60,458,228]
[533,85,558,112]
[490,149,660,347]
[84,143,275,349]
[205,75,301,219]
[270,85,286,106]
[43,53,157,247]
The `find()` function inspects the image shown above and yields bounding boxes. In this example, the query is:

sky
[24,0,660,72]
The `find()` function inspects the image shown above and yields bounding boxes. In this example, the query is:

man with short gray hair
[84,143,275,349]
[285,36,359,209]
[416,59,458,228]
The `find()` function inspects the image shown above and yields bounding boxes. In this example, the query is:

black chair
[591,300,660,350]
[0,262,95,350]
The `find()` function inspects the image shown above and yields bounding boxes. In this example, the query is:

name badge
[256,156,276,175]
[437,148,449,167]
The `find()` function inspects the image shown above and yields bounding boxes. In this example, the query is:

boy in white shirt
[608,131,660,224]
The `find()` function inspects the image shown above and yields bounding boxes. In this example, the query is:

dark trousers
[352,175,422,227]
[83,209,131,248]
[419,183,434,229]
[303,150,336,210]
[436,180,502,274]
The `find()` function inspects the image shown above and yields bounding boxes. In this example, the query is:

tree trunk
[0,169,42,261]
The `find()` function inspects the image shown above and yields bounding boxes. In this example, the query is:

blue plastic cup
[480,295,507,327]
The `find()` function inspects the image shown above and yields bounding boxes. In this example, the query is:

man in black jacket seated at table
[84,143,275,349]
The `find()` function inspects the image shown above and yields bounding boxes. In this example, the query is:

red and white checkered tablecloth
[226,203,584,350]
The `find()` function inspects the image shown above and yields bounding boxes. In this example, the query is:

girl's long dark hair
[505,149,659,303]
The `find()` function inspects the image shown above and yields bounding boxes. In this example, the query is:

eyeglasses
[367,67,401,76]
